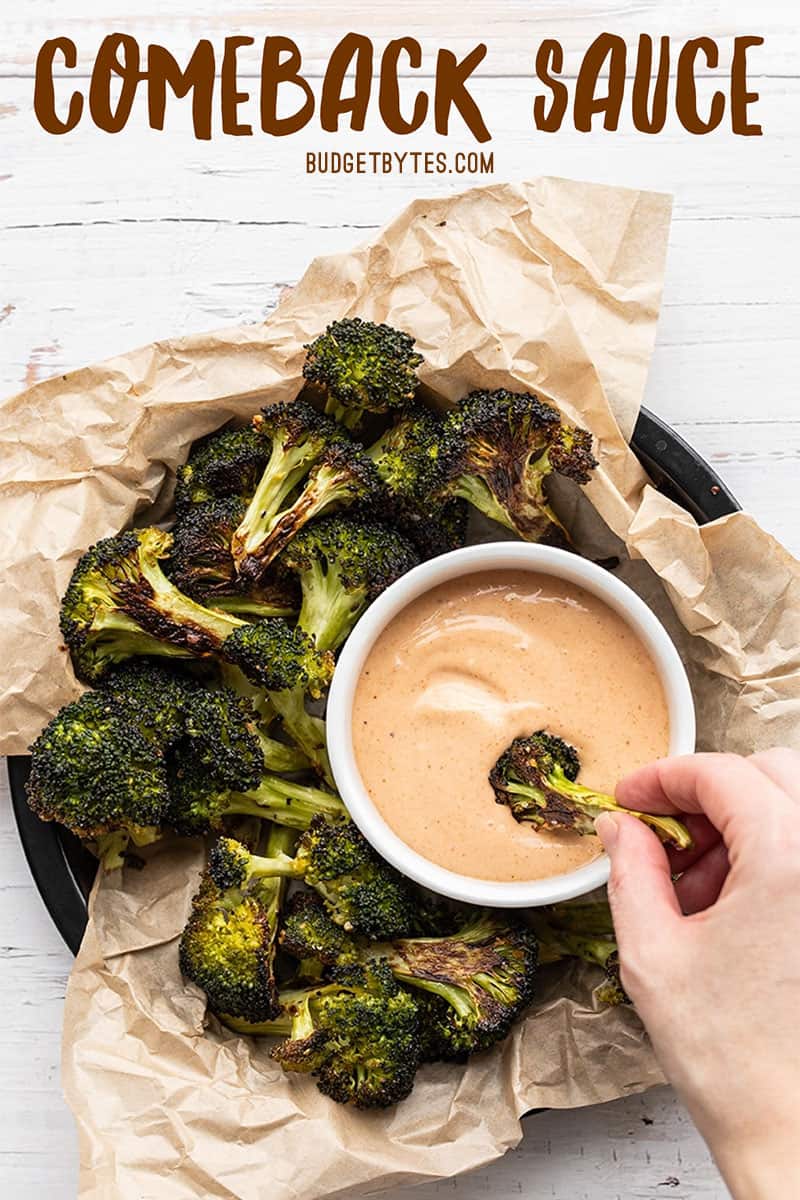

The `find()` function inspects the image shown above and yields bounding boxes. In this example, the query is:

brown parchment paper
[2,177,799,1200]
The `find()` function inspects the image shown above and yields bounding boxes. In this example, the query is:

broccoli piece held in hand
[26,691,168,855]
[174,426,269,512]
[208,817,416,938]
[222,961,420,1109]
[179,823,296,1023]
[438,389,597,546]
[370,912,538,1058]
[489,731,692,849]
[276,514,419,652]
[303,317,423,431]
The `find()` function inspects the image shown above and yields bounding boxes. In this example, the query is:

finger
[616,754,793,846]
[596,813,682,961]
[674,841,730,914]
[749,748,800,803]
[666,814,721,873]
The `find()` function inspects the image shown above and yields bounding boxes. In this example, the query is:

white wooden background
[2,2,799,1196]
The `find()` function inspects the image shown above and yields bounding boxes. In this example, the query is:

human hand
[595,751,800,1200]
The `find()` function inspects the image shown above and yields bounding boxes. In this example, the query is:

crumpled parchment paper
[1,177,798,1200]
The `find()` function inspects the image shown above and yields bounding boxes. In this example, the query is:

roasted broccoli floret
[208,818,416,938]
[166,752,344,837]
[489,731,692,849]
[168,497,298,619]
[303,317,423,431]
[222,962,420,1108]
[174,425,269,513]
[530,901,630,1006]
[60,527,326,698]
[26,691,168,851]
[234,440,385,584]
[438,389,597,545]
[367,404,469,561]
[59,527,246,683]
[99,659,199,747]
[222,619,334,698]
[227,400,340,573]
[280,891,361,967]
[276,515,419,652]
[179,824,295,1023]
[371,912,538,1058]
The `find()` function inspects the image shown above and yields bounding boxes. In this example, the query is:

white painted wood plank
[2,0,792,77]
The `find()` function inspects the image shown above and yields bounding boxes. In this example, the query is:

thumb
[596,812,683,964]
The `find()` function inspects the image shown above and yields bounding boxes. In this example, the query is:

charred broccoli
[223,961,420,1108]
[168,497,298,619]
[367,404,469,560]
[59,527,316,689]
[276,515,419,652]
[26,690,167,861]
[179,824,295,1022]
[280,891,361,967]
[438,389,597,545]
[229,401,340,574]
[166,752,344,837]
[530,900,630,1006]
[98,659,199,747]
[490,731,692,849]
[234,440,385,584]
[174,425,269,513]
[208,818,416,938]
[302,317,423,431]
[370,912,538,1058]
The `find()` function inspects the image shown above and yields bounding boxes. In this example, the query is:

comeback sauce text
[353,570,669,882]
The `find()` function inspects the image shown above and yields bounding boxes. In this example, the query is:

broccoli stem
[138,545,247,645]
[555,773,692,848]
[233,440,323,562]
[270,688,333,787]
[210,595,295,619]
[221,988,316,1038]
[94,830,131,871]
[296,560,364,653]
[230,776,343,830]
[255,730,311,775]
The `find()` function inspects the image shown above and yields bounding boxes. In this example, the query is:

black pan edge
[8,407,741,956]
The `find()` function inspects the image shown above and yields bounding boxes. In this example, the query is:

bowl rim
[326,542,697,908]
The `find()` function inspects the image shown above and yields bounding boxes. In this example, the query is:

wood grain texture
[2,1,797,1196]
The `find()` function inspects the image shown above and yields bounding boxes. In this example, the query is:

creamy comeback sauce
[352,570,670,882]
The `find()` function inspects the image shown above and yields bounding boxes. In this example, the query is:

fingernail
[594,813,620,849]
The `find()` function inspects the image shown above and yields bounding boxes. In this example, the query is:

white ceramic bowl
[326,543,696,908]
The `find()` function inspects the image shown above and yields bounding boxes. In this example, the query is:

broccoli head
[222,619,334,698]
[276,514,419,652]
[166,753,344,837]
[374,912,538,1057]
[489,731,692,849]
[180,686,267,792]
[367,405,470,561]
[303,317,423,431]
[234,439,385,584]
[223,962,420,1108]
[174,425,269,512]
[179,825,295,1023]
[26,690,168,844]
[279,891,361,967]
[99,659,199,747]
[208,818,416,939]
[168,497,299,618]
[438,389,597,545]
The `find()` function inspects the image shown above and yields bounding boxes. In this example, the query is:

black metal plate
[8,407,740,956]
